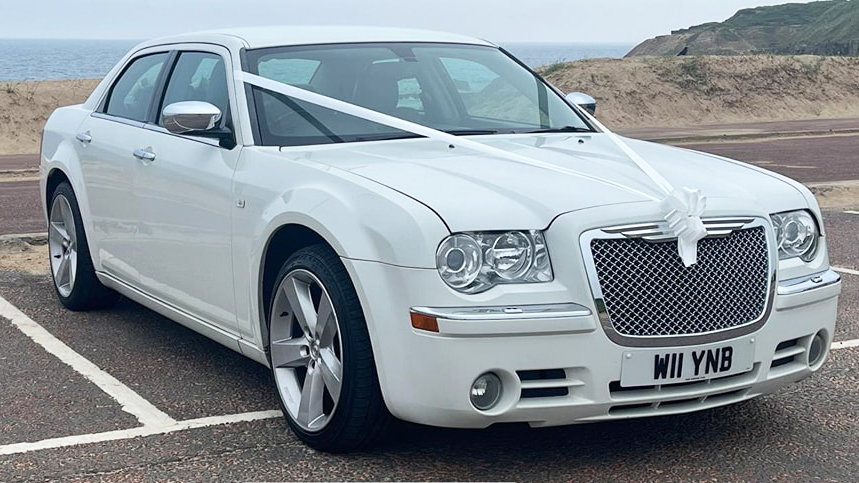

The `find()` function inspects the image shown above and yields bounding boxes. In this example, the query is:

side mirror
[163,101,222,134]
[566,92,597,115]
[162,101,236,149]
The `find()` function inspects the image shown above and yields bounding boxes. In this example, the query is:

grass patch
[540,61,569,77]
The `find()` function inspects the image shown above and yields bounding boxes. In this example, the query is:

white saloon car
[41,27,841,452]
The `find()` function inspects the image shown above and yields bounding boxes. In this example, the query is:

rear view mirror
[163,101,222,134]
[565,92,597,115]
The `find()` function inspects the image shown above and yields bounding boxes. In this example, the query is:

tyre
[48,181,119,310]
[267,245,391,452]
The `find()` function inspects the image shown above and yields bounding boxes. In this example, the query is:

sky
[1,0,814,44]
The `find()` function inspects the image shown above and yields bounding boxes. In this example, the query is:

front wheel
[268,245,391,452]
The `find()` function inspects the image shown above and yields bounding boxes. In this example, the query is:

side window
[439,57,536,124]
[159,52,230,126]
[104,53,169,122]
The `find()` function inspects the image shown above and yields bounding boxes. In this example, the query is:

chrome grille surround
[580,217,777,348]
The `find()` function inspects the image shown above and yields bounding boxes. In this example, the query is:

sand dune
[541,55,859,131]
[5,55,859,155]
[0,79,99,155]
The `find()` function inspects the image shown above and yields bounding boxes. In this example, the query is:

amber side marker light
[410,311,439,333]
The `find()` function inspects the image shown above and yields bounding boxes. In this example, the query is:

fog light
[470,373,502,410]
[809,331,826,366]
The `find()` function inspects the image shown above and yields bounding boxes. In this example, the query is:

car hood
[284,133,808,232]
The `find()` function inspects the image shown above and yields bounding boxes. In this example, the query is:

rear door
[73,50,171,284]
[130,46,241,334]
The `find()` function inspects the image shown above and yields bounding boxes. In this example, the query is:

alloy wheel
[270,269,344,432]
[49,194,78,298]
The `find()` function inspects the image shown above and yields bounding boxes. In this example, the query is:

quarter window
[159,52,230,126]
[104,53,169,122]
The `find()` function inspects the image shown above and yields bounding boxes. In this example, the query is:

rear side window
[158,52,230,126]
[104,53,169,122]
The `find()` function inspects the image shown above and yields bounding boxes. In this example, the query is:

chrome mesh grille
[590,227,769,338]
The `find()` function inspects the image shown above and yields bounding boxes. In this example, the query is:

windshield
[244,42,593,146]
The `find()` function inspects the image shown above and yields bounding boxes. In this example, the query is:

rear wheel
[268,245,391,452]
[48,182,118,310]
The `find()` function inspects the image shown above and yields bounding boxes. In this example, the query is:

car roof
[137,26,497,50]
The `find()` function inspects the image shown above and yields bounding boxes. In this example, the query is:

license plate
[620,337,755,387]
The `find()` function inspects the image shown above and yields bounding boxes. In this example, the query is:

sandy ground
[0,79,99,155]
[0,169,39,182]
[0,237,48,275]
[808,180,859,211]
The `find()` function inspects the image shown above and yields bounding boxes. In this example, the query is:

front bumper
[345,255,840,429]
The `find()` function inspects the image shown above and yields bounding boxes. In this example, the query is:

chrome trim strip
[90,112,146,128]
[580,217,777,348]
[602,217,756,241]
[410,303,592,321]
[777,269,841,296]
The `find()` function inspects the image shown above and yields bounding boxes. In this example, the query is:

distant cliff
[627,0,859,57]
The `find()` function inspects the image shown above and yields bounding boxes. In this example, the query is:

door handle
[133,148,156,161]
[75,131,92,144]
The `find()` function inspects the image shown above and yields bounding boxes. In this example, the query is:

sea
[0,38,634,82]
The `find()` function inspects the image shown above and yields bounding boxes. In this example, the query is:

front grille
[590,226,769,338]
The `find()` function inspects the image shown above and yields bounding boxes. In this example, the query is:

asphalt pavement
[0,181,42,235]
[0,154,39,172]
[0,121,858,482]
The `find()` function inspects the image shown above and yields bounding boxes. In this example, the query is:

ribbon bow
[660,187,708,267]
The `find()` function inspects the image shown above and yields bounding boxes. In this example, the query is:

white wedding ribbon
[239,71,708,266]
[578,111,708,267]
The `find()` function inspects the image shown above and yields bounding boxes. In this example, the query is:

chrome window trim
[410,303,592,321]
[777,269,841,296]
[579,216,777,348]
[143,123,222,148]
[89,112,147,128]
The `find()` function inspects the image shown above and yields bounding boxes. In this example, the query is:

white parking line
[832,340,859,351]
[844,210,859,215]
[0,295,176,427]
[0,410,282,456]
[833,266,859,276]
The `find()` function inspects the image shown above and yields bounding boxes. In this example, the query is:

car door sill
[97,271,251,360]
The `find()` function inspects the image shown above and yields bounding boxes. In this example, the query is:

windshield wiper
[521,126,594,134]
[442,129,499,136]
[353,133,424,142]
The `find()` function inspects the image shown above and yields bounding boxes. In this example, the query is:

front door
[130,48,241,333]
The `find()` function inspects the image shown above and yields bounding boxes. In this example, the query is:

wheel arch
[45,167,71,209]
[258,223,332,348]
[42,159,101,272]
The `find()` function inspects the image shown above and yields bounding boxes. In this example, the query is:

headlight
[436,231,553,293]
[771,210,819,262]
